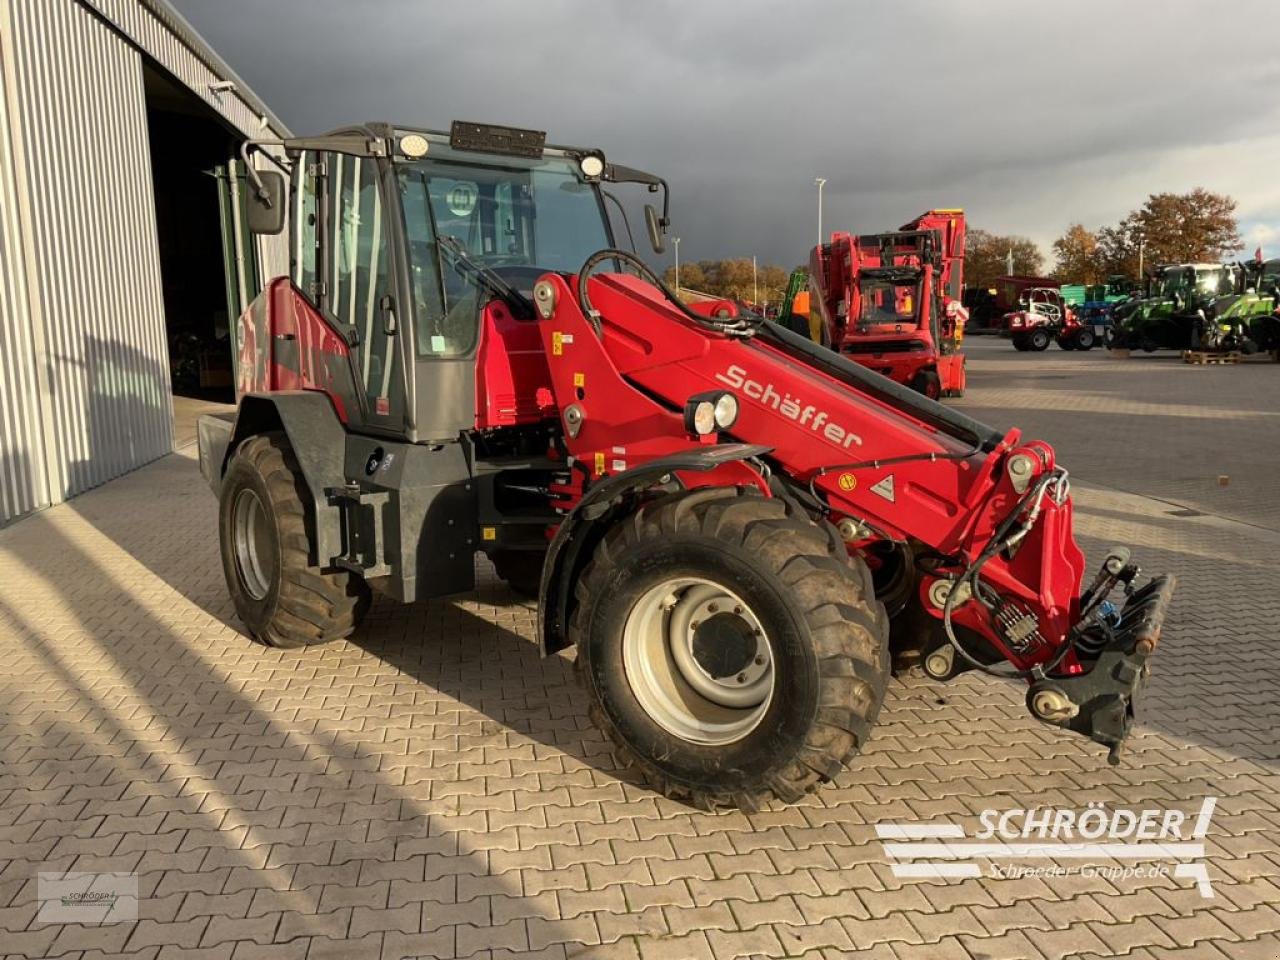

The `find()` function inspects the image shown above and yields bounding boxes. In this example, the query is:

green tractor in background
[1110,263,1247,352]
[1213,258,1280,358]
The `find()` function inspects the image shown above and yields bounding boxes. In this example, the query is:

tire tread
[570,489,889,810]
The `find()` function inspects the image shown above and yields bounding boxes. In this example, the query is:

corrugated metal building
[0,0,289,524]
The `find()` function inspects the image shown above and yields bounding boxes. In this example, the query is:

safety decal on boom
[870,474,896,503]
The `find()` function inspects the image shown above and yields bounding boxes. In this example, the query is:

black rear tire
[219,433,371,649]
[492,550,545,598]
[1075,328,1096,350]
[571,489,889,810]
[1029,329,1051,351]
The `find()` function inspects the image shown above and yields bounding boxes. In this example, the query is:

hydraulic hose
[939,469,1075,681]
[575,248,765,339]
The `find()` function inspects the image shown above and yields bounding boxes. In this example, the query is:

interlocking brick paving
[1,337,1277,959]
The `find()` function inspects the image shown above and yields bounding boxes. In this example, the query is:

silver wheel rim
[232,488,276,601]
[621,576,775,745]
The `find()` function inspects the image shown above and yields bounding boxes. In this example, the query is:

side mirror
[246,170,286,235]
[644,203,665,254]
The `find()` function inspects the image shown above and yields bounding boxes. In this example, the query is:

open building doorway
[142,62,258,446]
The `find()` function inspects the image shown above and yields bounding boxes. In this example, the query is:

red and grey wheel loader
[808,210,967,399]
[199,122,1174,810]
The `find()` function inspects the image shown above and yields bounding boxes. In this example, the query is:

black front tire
[911,369,942,400]
[571,489,889,810]
[1029,329,1051,351]
[219,433,370,649]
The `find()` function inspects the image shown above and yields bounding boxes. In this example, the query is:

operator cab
[243,121,669,442]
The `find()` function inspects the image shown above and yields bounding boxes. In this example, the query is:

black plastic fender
[538,442,772,655]
[205,391,349,569]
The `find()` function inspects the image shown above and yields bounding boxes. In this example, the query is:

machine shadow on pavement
[0,517,588,958]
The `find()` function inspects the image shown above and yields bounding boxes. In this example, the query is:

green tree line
[661,259,792,307]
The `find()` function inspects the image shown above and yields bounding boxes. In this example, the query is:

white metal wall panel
[85,0,286,141]
[0,17,49,524]
[3,0,172,502]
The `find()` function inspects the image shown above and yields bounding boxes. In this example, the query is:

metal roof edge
[134,0,292,136]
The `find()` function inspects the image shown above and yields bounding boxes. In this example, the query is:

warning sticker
[594,452,606,476]
[870,474,896,503]
[837,473,857,491]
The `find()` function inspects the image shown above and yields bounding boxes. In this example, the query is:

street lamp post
[814,177,827,246]
[752,255,758,308]
[673,237,681,296]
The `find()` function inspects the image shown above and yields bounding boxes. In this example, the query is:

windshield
[857,279,918,328]
[397,150,612,357]
[1196,267,1231,296]
[1154,271,1190,297]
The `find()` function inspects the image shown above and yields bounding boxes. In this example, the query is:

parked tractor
[1110,263,1243,352]
[775,268,813,337]
[199,122,1174,810]
[809,210,967,399]
[1004,287,1101,351]
[1210,258,1280,357]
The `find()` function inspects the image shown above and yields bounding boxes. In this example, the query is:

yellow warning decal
[573,372,585,388]
[594,452,606,476]
[837,473,858,492]
[481,526,497,541]
[552,332,564,356]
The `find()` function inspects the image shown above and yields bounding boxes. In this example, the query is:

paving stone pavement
[1,337,1278,959]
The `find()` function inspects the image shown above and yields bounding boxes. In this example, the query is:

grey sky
[173,0,1280,270]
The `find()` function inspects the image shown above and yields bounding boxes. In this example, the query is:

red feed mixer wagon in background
[808,210,968,399]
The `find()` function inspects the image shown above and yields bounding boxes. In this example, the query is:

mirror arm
[239,140,293,207]
[605,164,672,235]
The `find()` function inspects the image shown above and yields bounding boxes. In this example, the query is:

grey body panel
[413,358,476,441]
[341,435,477,603]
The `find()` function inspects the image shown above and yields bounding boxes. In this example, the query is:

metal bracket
[326,482,392,578]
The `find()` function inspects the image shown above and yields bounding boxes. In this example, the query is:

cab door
[292,149,406,435]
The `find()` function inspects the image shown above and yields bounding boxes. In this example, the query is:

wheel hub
[232,488,276,601]
[622,577,775,745]
[692,614,759,680]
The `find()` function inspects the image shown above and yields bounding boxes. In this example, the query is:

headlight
[579,153,605,178]
[691,400,717,435]
[684,391,738,436]
[713,393,738,429]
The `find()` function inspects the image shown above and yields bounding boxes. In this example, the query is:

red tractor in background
[1004,287,1098,351]
[809,210,967,400]
[199,123,1174,811]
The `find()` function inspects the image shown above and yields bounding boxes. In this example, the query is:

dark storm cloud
[173,0,1280,267]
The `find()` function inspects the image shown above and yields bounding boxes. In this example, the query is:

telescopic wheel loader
[200,122,1175,811]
